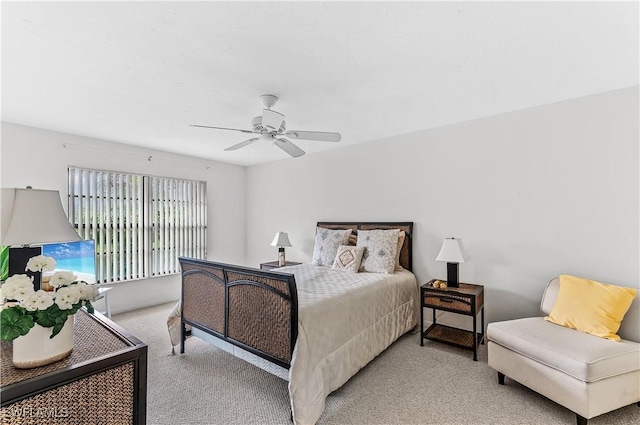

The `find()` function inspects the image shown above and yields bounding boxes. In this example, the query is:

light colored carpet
[113,302,640,425]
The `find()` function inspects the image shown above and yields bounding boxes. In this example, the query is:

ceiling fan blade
[284,130,341,142]
[274,138,305,158]
[262,109,285,131]
[224,138,260,151]
[191,124,255,134]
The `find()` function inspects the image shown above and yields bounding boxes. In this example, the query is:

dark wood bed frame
[179,221,413,370]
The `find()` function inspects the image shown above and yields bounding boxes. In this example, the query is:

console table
[1,309,147,424]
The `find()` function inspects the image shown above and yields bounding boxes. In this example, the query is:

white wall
[2,87,638,322]
[246,87,640,326]
[0,122,246,314]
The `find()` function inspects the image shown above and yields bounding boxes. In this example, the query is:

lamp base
[446,262,459,288]
[278,247,286,267]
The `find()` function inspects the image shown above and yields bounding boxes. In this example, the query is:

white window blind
[68,167,207,283]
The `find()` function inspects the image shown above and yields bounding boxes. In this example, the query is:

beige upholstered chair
[487,277,640,425]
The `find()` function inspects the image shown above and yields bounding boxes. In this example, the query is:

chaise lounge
[487,276,640,425]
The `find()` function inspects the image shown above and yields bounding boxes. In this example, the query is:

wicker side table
[420,279,485,361]
[1,309,147,424]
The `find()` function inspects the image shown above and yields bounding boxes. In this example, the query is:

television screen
[42,240,97,284]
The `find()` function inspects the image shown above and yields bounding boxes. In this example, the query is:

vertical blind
[68,167,207,283]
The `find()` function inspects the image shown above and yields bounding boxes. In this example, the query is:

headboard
[316,222,414,271]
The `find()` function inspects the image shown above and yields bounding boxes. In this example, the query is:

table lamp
[270,231,292,267]
[1,187,81,288]
[435,237,469,288]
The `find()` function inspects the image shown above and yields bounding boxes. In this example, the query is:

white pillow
[332,245,365,273]
[311,227,352,267]
[357,229,400,273]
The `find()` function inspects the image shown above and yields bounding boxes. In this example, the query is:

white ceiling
[2,1,638,166]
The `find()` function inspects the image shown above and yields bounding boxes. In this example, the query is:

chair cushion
[488,317,640,383]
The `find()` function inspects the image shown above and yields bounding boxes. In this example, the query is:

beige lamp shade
[435,237,469,263]
[270,231,292,248]
[0,188,16,242]
[1,187,81,246]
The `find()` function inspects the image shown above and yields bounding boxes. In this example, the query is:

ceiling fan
[191,94,341,158]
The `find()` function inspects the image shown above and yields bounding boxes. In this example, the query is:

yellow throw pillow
[545,275,637,341]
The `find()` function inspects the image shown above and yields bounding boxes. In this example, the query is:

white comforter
[281,263,418,425]
[167,263,418,424]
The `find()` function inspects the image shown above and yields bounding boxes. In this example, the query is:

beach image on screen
[42,240,97,284]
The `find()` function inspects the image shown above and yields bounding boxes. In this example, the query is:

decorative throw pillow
[332,245,365,273]
[357,229,400,273]
[545,274,637,341]
[311,228,352,267]
[394,231,406,271]
[348,233,357,246]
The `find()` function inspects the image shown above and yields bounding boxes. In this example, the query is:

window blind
[68,167,207,283]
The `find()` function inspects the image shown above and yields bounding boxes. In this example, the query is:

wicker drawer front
[2,362,135,425]
[423,295,472,313]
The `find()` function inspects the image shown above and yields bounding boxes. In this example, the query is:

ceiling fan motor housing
[252,115,286,133]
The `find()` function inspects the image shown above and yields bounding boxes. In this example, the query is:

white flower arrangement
[0,255,98,341]
[25,255,56,274]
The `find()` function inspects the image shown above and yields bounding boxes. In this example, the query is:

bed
[174,222,418,425]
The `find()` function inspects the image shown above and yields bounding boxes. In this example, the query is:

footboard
[178,257,298,369]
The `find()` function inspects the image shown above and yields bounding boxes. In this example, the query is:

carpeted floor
[113,302,640,425]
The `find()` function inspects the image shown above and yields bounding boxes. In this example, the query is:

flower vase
[12,315,74,369]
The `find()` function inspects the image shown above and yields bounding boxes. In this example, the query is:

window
[68,167,207,283]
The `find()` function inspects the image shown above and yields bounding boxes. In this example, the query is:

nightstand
[259,261,302,270]
[420,279,485,361]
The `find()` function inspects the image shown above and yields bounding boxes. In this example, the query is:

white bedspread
[280,263,418,425]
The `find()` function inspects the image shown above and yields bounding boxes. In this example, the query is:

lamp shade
[1,188,16,242]
[270,231,292,248]
[435,237,469,263]
[1,187,81,246]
